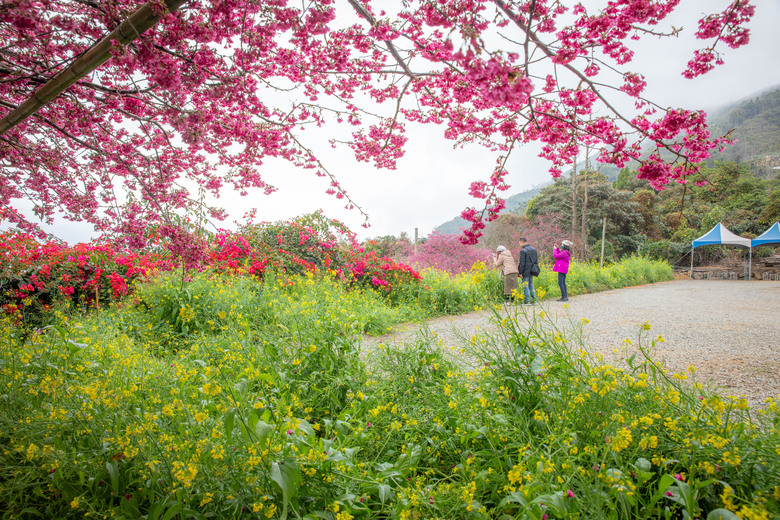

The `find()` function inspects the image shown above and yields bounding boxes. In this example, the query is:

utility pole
[600,217,607,269]
[414,227,419,255]
[571,153,578,260]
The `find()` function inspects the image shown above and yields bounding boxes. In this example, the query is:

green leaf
[530,355,545,375]
[255,421,274,448]
[105,460,120,494]
[51,468,79,499]
[271,459,301,520]
[224,407,236,445]
[67,339,87,355]
[161,503,185,520]
[635,458,652,472]
[377,484,392,504]
[498,490,528,508]
[296,418,315,437]
[120,498,141,518]
[707,509,740,520]
[146,499,169,520]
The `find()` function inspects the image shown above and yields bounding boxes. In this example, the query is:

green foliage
[535,257,673,300]
[387,263,498,316]
[642,240,691,264]
[527,172,645,259]
[132,271,261,353]
[2,278,777,519]
[527,159,780,266]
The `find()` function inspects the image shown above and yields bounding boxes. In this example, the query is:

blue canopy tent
[752,222,780,247]
[690,223,752,279]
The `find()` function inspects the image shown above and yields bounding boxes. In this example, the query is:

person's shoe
[556,298,569,302]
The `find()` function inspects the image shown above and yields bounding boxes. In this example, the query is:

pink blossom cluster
[0,0,756,247]
[400,232,493,274]
[684,0,755,79]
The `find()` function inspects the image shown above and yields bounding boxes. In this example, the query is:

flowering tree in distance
[0,0,756,244]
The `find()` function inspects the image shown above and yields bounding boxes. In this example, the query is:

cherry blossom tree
[0,0,756,245]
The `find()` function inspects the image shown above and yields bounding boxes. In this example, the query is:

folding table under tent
[752,222,780,247]
[690,223,752,279]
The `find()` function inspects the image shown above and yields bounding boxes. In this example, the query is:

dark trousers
[558,272,568,299]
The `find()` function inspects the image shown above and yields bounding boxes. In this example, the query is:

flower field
[1,229,778,519]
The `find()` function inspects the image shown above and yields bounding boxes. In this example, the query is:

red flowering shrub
[1,216,423,327]
[0,231,173,325]
[213,214,422,293]
[340,250,422,292]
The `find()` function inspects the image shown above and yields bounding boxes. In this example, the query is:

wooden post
[414,227,419,255]
[599,217,606,269]
[690,248,694,279]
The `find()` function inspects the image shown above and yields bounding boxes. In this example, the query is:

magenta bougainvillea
[1,220,423,324]
[0,0,756,244]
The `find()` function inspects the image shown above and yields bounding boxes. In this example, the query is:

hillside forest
[368,160,779,270]
[521,160,779,265]
[417,87,780,269]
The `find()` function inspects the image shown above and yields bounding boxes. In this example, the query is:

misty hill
[707,87,780,178]
[434,182,550,234]
[434,86,780,233]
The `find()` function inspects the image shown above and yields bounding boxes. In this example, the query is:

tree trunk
[0,0,187,136]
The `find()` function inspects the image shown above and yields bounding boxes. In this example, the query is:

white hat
[562,240,573,247]
[496,246,506,252]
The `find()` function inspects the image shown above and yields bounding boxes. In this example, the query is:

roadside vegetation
[2,216,777,520]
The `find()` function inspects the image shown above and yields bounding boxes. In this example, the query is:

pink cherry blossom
[0,0,756,245]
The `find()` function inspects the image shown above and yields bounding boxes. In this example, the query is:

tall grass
[533,256,673,300]
[5,256,769,520]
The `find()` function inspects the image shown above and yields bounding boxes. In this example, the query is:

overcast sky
[21,0,780,244]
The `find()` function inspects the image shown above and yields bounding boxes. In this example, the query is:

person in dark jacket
[517,237,538,305]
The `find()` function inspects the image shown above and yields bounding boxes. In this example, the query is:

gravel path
[362,280,780,408]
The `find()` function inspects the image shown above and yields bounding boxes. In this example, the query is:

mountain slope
[434,182,551,234]
[707,88,780,178]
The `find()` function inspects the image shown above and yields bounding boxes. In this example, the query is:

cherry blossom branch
[347,0,418,79]
[0,0,188,135]
[380,78,413,153]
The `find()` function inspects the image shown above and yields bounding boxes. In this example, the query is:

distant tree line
[363,160,778,269]
[495,161,779,265]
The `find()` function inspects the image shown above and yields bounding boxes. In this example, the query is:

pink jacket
[494,250,519,275]
[553,247,571,274]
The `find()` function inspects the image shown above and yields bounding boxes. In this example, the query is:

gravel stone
[362,280,780,408]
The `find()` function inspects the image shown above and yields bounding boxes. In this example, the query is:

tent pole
[690,248,694,279]
[749,247,752,281]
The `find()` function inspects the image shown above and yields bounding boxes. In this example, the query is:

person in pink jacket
[553,240,573,302]
[492,245,519,303]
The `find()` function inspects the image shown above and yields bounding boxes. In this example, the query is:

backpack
[530,261,540,277]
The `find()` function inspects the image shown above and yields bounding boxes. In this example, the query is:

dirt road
[362,280,780,408]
